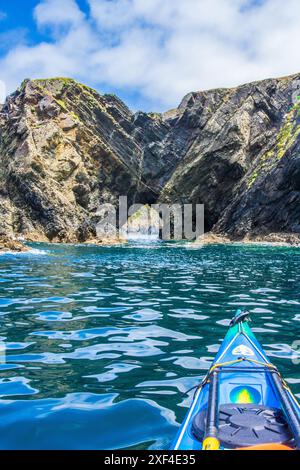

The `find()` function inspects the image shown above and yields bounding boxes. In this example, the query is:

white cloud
[1,0,300,111]
[34,0,85,28]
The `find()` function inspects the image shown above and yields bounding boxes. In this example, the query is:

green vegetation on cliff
[248,99,300,188]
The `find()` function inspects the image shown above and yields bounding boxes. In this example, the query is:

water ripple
[0,242,299,449]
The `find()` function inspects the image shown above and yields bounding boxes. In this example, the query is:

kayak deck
[171,311,300,450]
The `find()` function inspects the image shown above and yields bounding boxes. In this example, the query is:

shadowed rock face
[0,74,300,243]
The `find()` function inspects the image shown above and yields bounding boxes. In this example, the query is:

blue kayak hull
[171,312,300,450]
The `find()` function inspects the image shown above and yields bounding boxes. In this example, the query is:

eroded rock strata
[1,74,300,245]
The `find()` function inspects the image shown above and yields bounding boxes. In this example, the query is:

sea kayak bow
[171,310,300,451]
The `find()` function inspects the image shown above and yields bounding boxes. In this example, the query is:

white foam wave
[0,248,48,256]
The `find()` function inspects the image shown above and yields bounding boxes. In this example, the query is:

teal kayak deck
[171,312,300,450]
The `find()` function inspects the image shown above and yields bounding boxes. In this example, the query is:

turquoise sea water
[0,241,299,449]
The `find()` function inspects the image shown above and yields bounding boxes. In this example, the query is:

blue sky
[0,0,300,111]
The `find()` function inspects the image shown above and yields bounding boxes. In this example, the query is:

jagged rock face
[0,79,154,242]
[214,79,300,239]
[160,77,300,232]
[0,74,300,242]
[214,135,300,239]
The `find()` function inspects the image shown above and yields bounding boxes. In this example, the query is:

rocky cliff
[1,74,300,244]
